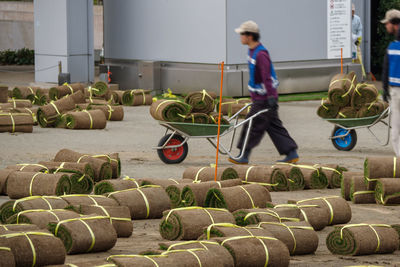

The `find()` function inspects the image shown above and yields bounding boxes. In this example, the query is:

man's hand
[267,97,278,109]
[355,40,360,46]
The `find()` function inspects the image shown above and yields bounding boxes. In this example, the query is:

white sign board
[327,0,351,59]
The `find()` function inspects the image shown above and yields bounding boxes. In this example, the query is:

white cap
[381,9,400,24]
[235,20,259,34]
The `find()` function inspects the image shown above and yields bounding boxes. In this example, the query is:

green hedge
[0,48,34,65]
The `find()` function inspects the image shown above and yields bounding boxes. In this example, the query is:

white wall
[104,0,227,64]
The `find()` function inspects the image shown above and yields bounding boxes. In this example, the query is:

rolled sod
[351,83,379,109]
[328,72,356,107]
[180,179,242,207]
[122,89,152,106]
[138,178,193,188]
[158,240,234,267]
[270,167,290,191]
[352,190,376,204]
[65,110,107,130]
[316,164,344,189]
[6,209,80,228]
[349,176,368,202]
[317,99,339,118]
[90,152,121,179]
[182,166,239,182]
[184,90,215,113]
[7,99,32,108]
[48,215,117,254]
[38,161,95,180]
[12,86,41,102]
[258,221,318,255]
[209,112,230,125]
[337,106,358,118]
[54,149,113,182]
[295,165,328,189]
[37,91,85,127]
[364,156,400,189]
[273,164,304,191]
[90,81,109,97]
[94,178,140,195]
[182,113,210,124]
[375,178,400,205]
[165,183,188,208]
[6,172,71,199]
[79,205,133,237]
[200,223,273,240]
[150,99,191,122]
[273,204,330,231]
[60,194,118,207]
[159,207,235,240]
[233,207,301,227]
[0,242,15,267]
[107,187,171,219]
[0,196,68,223]
[0,224,39,234]
[88,104,124,121]
[0,112,34,133]
[357,100,385,118]
[0,231,66,266]
[213,235,290,267]
[326,224,398,255]
[0,86,8,103]
[205,184,272,212]
[0,169,16,195]
[341,171,363,200]
[64,173,94,194]
[49,83,85,100]
[112,90,125,105]
[293,196,352,226]
[233,165,276,191]
[391,224,400,250]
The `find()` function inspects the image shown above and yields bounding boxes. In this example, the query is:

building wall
[0,1,103,51]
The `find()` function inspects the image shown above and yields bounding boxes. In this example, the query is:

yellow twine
[12,196,61,211]
[194,167,207,182]
[106,105,114,120]
[164,207,227,223]
[29,172,43,196]
[63,82,74,94]
[166,240,219,252]
[16,209,62,223]
[50,102,61,115]
[53,162,66,173]
[83,110,93,129]
[239,186,256,208]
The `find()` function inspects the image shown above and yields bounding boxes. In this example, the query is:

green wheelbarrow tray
[324,108,389,128]
[160,121,233,137]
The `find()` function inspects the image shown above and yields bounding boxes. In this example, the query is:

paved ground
[0,68,399,266]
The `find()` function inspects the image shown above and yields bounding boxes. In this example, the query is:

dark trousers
[237,100,298,155]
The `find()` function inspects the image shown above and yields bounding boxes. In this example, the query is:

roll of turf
[159,207,235,240]
[65,110,107,130]
[65,173,94,194]
[270,167,290,191]
[295,165,328,189]
[205,184,272,212]
[0,224,39,234]
[48,215,117,254]
[214,235,290,267]
[317,99,339,118]
[201,223,273,240]
[0,112,34,133]
[6,209,80,228]
[138,178,193,188]
[0,231,66,266]
[0,196,68,223]
[60,194,118,207]
[351,83,379,109]
[182,113,210,124]
[233,165,277,191]
[341,171,363,200]
[349,175,368,202]
[54,149,113,182]
[357,100,385,118]
[38,161,95,180]
[88,104,124,121]
[233,207,300,227]
[337,107,358,118]
[122,89,152,106]
[0,242,15,267]
[107,186,171,219]
[0,169,16,195]
[150,99,191,122]
[79,205,133,237]
[364,157,400,190]
[165,183,188,208]
[326,224,398,255]
[209,112,230,125]
[92,81,109,97]
[184,90,215,113]
[328,72,357,107]
[258,221,318,255]
[375,178,400,205]
[181,179,242,207]
[272,164,304,191]
[91,152,121,179]
[6,172,71,199]
[49,83,85,100]
[94,177,140,195]
[293,196,351,226]
[182,166,239,182]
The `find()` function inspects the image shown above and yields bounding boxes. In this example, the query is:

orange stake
[214,61,225,181]
[341,48,343,74]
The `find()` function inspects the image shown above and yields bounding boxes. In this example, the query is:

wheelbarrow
[153,103,268,164]
[323,107,391,151]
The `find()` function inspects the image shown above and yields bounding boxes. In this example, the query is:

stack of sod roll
[217,98,252,118]
[150,90,230,125]
[317,72,388,119]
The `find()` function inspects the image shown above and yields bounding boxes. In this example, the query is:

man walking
[382,9,400,156]
[352,4,363,60]
[229,20,298,165]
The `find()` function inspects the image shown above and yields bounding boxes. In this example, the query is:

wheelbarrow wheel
[157,134,188,164]
[331,126,357,151]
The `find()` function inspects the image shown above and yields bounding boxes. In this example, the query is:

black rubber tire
[331,126,357,151]
[157,134,188,164]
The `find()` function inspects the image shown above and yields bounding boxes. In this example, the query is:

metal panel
[226,0,330,64]
[103,0,226,64]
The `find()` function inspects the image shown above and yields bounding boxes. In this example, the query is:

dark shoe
[228,149,250,165]
[277,150,299,163]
